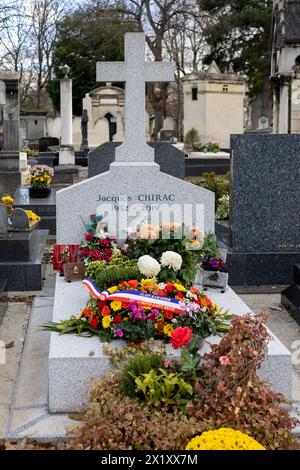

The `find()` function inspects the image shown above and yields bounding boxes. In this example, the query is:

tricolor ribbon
[82,278,184,314]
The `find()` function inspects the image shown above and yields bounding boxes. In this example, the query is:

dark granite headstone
[223,134,300,286]
[38,137,59,152]
[88,142,185,179]
[282,265,300,326]
[11,208,29,231]
[0,204,8,234]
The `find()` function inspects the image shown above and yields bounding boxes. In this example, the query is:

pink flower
[115,328,124,338]
[163,359,172,368]
[219,355,230,365]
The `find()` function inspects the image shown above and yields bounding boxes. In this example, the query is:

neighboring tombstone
[38,137,59,152]
[226,134,300,285]
[80,109,89,154]
[0,204,8,234]
[10,208,29,231]
[0,70,21,195]
[88,141,185,179]
[59,65,75,165]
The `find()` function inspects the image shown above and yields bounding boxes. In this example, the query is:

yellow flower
[102,316,111,329]
[110,301,122,312]
[1,195,14,205]
[108,286,118,293]
[163,324,173,337]
[141,279,158,292]
[186,428,265,451]
[173,283,186,292]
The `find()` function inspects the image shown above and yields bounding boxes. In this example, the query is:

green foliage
[198,142,220,153]
[200,232,218,259]
[132,369,193,406]
[120,352,164,398]
[216,194,230,220]
[47,1,137,114]
[69,313,299,451]
[199,0,273,97]
[86,260,106,281]
[95,264,141,291]
[202,171,230,209]
[184,128,201,151]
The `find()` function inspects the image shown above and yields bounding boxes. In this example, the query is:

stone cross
[96,33,174,165]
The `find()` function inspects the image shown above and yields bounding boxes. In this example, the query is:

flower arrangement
[202,257,225,272]
[80,214,121,264]
[127,223,207,285]
[27,165,54,188]
[1,194,14,215]
[45,280,231,344]
[25,210,41,223]
[185,428,265,450]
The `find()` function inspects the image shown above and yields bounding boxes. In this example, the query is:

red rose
[81,308,91,318]
[90,249,102,261]
[85,232,94,241]
[101,305,111,316]
[165,283,176,294]
[103,248,113,262]
[89,317,98,329]
[113,314,123,324]
[97,300,106,309]
[164,311,174,320]
[80,248,90,257]
[90,214,96,219]
[170,327,193,349]
[99,238,110,248]
[176,292,185,300]
[128,280,138,289]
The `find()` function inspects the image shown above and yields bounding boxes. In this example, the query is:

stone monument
[0,70,21,195]
[182,61,246,149]
[80,109,89,154]
[59,65,75,165]
[49,33,291,413]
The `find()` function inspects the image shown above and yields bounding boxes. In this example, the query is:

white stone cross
[96,32,174,166]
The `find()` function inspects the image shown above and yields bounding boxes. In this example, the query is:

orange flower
[128,279,138,289]
[101,305,111,316]
[155,290,167,297]
[189,287,200,296]
[164,311,174,320]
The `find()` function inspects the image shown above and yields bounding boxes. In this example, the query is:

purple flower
[115,328,124,338]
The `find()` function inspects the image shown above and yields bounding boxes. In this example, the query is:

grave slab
[0,229,48,291]
[48,274,292,413]
[14,187,56,236]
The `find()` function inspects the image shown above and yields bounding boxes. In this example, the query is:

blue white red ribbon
[82,278,184,314]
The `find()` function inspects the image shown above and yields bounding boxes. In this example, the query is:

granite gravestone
[0,204,8,234]
[88,141,185,179]
[0,71,21,195]
[225,134,300,285]
[80,109,89,154]
[56,33,214,245]
[10,208,29,231]
[38,137,59,152]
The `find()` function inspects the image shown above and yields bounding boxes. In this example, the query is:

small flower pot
[29,187,51,198]
[202,270,229,293]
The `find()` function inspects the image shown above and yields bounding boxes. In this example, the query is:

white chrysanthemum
[137,255,161,277]
[160,251,183,271]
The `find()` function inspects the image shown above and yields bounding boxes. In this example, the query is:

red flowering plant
[44,279,231,346]
[80,214,121,264]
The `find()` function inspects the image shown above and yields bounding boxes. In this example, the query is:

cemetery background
[0,0,300,450]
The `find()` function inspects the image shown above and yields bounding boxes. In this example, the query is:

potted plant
[27,165,54,198]
[202,256,228,293]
